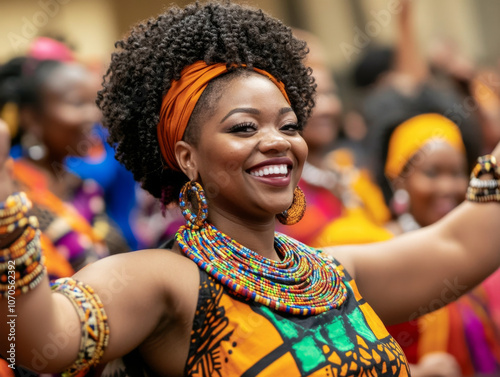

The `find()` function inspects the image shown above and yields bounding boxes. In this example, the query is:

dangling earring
[276,186,306,225]
[179,181,208,229]
[21,133,47,161]
[390,188,409,216]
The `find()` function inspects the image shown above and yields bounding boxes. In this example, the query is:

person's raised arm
[328,142,500,325]
[0,120,191,375]
[393,0,429,83]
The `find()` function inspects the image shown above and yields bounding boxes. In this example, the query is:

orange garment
[325,148,391,226]
[12,160,111,273]
[0,358,14,377]
[40,233,74,278]
[314,207,392,247]
[13,161,103,244]
[102,258,410,376]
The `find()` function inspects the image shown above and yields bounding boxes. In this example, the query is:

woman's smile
[247,157,293,187]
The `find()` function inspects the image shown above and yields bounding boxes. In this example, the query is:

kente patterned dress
[102,256,410,376]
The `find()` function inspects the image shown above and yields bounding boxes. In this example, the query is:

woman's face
[190,72,308,224]
[400,142,468,227]
[36,64,98,160]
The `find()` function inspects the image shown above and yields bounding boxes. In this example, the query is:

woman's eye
[281,123,302,132]
[423,169,438,178]
[228,123,257,133]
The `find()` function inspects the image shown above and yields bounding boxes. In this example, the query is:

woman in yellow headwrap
[319,113,500,376]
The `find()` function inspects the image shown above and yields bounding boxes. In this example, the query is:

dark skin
[2,73,500,376]
[388,142,469,234]
[385,142,468,377]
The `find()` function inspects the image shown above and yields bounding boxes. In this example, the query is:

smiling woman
[173,70,307,243]
[2,1,500,377]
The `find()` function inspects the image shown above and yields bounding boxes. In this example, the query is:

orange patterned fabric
[183,258,410,376]
[101,254,410,376]
[157,61,290,170]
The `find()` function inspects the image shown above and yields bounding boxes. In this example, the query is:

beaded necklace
[176,223,348,316]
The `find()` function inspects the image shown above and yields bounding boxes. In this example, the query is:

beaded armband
[466,155,500,203]
[51,278,110,377]
[0,192,45,297]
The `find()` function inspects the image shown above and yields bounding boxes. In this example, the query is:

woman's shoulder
[74,247,200,302]
[105,247,198,273]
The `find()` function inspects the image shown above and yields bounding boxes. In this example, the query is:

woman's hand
[0,119,15,202]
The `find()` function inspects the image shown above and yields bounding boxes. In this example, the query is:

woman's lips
[248,164,291,187]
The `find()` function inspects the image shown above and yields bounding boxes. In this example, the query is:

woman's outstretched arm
[0,120,197,374]
[329,145,500,325]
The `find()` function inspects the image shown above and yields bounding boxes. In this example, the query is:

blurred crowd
[1,0,500,376]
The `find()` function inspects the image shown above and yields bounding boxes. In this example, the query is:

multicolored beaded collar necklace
[176,223,348,316]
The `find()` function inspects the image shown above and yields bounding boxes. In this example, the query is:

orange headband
[385,113,466,179]
[157,61,290,171]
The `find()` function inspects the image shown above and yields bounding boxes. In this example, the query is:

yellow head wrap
[384,113,466,180]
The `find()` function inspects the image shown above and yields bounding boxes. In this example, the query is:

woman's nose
[258,128,291,153]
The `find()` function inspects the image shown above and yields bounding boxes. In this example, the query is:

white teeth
[250,164,289,177]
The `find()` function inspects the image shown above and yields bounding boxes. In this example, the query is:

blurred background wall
[0,0,497,73]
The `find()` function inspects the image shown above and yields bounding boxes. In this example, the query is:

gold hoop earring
[276,186,306,225]
[179,181,208,229]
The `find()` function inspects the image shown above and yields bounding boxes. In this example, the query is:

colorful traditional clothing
[318,216,500,375]
[13,160,128,274]
[389,272,500,375]
[101,253,410,376]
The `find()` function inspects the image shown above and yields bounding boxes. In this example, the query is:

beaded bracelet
[466,155,500,203]
[0,231,41,269]
[0,223,38,258]
[51,278,110,377]
[0,193,45,298]
[0,192,31,219]
[469,177,500,189]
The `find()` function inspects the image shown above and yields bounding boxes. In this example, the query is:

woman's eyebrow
[220,107,259,123]
[220,107,293,123]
